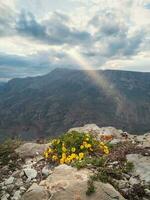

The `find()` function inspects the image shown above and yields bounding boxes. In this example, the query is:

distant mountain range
[0,68,150,141]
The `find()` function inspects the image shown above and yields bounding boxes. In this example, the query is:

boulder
[15,143,49,158]
[40,164,125,200]
[126,154,150,184]
[21,183,50,200]
[68,124,126,141]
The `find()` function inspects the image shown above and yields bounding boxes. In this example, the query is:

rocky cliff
[0,124,150,200]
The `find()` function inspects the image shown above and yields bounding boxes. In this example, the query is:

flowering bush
[44,131,109,165]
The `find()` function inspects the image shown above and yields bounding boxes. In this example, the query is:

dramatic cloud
[0,0,150,81]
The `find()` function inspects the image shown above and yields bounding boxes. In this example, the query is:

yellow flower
[47,148,52,153]
[103,146,109,154]
[52,155,58,161]
[52,139,57,144]
[83,141,87,146]
[62,146,67,153]
[85,137,89,141]
[70,153,77,159]
[100,142,105,146]
[65,157,71,164]
[60,158,65,164]
[71,147,76,152]
[57,139,60,144]
[87,143,92,148]
[62,153,66,159]
[80,145,84,150]
[104,149,109,154]
[79,152,84,160]
[44,152,49,159]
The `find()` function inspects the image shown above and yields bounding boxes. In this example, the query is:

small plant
[123,161,134,173]
[0,138,22,167]
[44,131,110,165]
[86,179,96,196]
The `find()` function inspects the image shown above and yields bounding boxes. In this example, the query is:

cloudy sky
[0,0,150,81]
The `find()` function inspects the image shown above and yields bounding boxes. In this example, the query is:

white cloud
[0,0,150,80]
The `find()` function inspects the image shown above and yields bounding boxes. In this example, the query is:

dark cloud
[0,51,80,80]
[16,11,91,45]
[90,11,144,58]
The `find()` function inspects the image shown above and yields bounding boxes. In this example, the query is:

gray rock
[23,168,37,180]
[126,154,150,184]
[20,186,26,193]
[109,139,122,145]
[1,193,10,200]
[6,184,14,193]
[12,190,21,200]
[118,180,128,189]
[42,166,52,177]
[4,177,15,185]
[129,177,140,185]
[15,178,24,187]
[144,188,150,196]
[40,164,125,200]
[15,143,49,158]
[21,183,50,200]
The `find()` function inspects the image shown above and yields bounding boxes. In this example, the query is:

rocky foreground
[0,124,150,200]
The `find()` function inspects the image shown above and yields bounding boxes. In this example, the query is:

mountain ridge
[0,68,150,141]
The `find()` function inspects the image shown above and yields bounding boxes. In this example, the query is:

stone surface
[126,154,150,184]
[12,190,21,200]
[42,166,52,177]
[21,183,50,200]
[15,143,49,158]
[40,164,125,200]
[68,124,127,141]
[129,177,140,185]
[23,168,37,180]
[4,177,15,185]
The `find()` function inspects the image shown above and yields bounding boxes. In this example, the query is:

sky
[0,0,150,81]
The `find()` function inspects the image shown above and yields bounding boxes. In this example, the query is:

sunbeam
[66,49,126,113]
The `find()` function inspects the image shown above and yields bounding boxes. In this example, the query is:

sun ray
[66,49,126,113]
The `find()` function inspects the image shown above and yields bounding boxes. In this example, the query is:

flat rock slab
[15,143,49,158]
[21,183,50,200]
[40,164,125,200]
[126,154,150,184]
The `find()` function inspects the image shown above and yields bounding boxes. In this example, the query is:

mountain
[0,68,150,141]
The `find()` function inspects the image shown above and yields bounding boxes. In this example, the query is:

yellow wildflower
[52,155,58,161]
[90,148,93,151]
[57,139,60,144]
[65,157,71,164]
[70,153,77,159]
[44,152,49,159]
[80,145,84,150]
[62,146,67,153]
[85,137,89,141]
[79,152,84,160]
[47,148,52,153]
[103,146,109,154]
[87,143,92,148]
[60,158,65,164]
[71,147,76,152]
[100,142,105,146]
[62,153,66,159]
[52,139,57,144]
